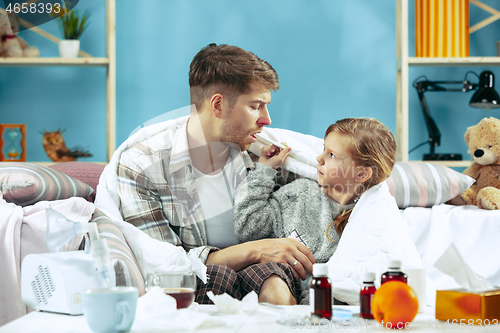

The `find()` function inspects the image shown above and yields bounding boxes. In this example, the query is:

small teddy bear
[458,117,500,210]
[0,12,39,58]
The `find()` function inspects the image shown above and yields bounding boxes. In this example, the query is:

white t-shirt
[192,162,240,249]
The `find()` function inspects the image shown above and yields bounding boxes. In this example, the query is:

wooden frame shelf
[395,0,500,168]
[0,57,110,67]
[0,0,115,163]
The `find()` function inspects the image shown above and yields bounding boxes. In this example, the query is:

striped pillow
[386,162,475,209]
[92,210,145,295]
[0,162,94,207]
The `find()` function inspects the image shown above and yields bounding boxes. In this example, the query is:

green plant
[56,7,91,40]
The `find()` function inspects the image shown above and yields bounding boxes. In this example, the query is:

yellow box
[415,0,469,57]
[436,289,500,325]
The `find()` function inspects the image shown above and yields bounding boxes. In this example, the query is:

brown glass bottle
[381,259,408,284]
[360,272,376,319]
[310,263,332,319]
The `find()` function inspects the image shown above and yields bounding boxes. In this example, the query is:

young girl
[234,118,422,304]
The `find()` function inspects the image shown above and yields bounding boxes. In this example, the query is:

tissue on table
[131,287,225,331]
[434,244,500,323]
[206,291,258,314]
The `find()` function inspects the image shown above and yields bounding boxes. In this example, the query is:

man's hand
[258,144,291,170]
[253,238,315,280]
[206,238,315,280]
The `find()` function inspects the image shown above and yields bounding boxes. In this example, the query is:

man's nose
[257,107,271,126]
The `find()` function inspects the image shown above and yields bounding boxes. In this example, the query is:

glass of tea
[145,271,196,309]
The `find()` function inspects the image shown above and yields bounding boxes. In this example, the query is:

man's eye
[250,105,259,110]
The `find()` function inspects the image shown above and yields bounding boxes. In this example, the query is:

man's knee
[259,274,297,305]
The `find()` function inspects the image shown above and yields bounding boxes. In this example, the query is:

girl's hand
[258,144,291,169]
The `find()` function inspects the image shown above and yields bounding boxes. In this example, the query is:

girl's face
[316,132,364,201]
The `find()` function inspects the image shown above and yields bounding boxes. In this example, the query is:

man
[116,44,315,305]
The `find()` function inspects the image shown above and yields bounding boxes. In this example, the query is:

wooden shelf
[395,0,500,168]
[408,56,500,67]
[0,0,116,162]
[408,160,472,168]
[0,57,110,67]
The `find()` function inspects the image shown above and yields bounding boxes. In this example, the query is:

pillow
[49,162,105,202]
[386,162,475,209]
[92,209,145,295]
[0,162,94,207]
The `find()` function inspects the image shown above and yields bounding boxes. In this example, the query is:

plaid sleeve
[117,155,182,246]
[116,145,215,263]
[92,209,146,295]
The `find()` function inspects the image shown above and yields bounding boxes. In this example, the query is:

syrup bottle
[360,272,376,319]
[381,259,408,284]
[310,263,332,319]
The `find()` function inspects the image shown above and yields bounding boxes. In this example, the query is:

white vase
[58,40,80,58]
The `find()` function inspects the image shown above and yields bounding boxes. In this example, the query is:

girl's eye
[330,153,336,158]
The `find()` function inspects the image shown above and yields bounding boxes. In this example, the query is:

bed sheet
[401,204,500,295]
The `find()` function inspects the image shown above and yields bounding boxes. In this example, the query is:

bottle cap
[388,259,402,270]
[363,272,375,282]
[312,263,329,277]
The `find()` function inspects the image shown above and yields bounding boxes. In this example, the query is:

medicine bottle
[310,263,332,319]
[359,272,376,319]
[381,259,408,284]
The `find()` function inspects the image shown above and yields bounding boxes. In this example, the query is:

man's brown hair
[189,43,279,111]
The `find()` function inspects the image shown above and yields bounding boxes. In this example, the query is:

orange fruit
[372,281,419,329]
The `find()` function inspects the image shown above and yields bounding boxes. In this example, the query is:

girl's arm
[234,163,286,242]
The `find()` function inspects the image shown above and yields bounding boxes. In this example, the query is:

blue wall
[1,0,499,163]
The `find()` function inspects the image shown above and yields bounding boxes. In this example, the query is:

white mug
[82,286,139,332]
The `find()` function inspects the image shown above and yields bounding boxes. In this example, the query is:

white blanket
[402,205,500,294]
[325,182,422,304]
[0,195,93,326]
[94,115,207,282]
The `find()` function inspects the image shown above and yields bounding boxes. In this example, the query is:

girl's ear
[356,166,373,183]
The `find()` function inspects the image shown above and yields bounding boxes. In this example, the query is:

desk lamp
[412,70,500,161]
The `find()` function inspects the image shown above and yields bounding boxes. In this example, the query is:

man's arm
[206,238,315,280]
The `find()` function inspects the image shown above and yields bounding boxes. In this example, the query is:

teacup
[145,271,196,309]
[82,286,139,333]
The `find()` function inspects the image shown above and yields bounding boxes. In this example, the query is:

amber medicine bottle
[359,272,376,319]
[310,263,332,319]
[381,259,408,284]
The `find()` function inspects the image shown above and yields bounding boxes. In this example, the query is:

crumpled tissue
[131,287,225,331]
[434,243,494,291]
[206,291,258,314]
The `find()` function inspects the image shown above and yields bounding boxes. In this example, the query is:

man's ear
[210,93,224,119]
[356,166,373,183]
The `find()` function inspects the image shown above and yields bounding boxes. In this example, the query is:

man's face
[219,81,272,151]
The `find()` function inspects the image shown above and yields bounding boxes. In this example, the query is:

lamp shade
[469,71,500,110]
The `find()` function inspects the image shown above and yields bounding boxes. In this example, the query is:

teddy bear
[0,12,39,58]
[458,117,500,210]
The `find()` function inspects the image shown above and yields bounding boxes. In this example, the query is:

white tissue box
[436,288,500,324]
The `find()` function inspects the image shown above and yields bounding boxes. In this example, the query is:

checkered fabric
[117,119,253,263]
[195,263,302,304]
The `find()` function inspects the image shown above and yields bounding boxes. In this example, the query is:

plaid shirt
[117,118,254,263]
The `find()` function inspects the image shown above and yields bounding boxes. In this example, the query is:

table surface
[1,305,499,333]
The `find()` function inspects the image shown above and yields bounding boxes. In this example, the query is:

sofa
[0,161,145,326]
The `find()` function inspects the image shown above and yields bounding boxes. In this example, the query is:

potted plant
[53,3,91,58]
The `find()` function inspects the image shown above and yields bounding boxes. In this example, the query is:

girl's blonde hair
[325,118,396,239]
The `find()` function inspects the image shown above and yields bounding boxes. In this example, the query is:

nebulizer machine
[21,206,116,315]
